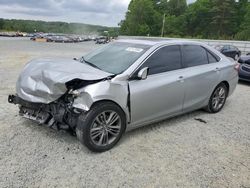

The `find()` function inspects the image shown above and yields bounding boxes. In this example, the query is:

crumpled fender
[72,80,130,122]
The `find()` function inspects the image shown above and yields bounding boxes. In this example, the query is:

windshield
[82,42,150,74]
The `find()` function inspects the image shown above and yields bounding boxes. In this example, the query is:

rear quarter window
[207,50,220,63]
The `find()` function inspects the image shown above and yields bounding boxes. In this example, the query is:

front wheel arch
[90,99,128,125]
[76,100,127,152]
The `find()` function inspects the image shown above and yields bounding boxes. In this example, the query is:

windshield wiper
[81,57,101,70]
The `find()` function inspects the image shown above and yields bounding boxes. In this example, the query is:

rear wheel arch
[205,82,228,113]
[221,81,230,96]
[208,81,229,100]
[209,81,229,99]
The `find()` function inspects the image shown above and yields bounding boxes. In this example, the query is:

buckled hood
[16,58,113,103]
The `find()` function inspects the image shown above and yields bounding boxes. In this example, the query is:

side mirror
[137,67,149,80]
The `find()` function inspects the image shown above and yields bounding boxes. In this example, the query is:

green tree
[0,18,4,30]
[167,0,187,16]
[210,0,238,37]
[235,3,250,40]
[120,0,161,36]
[185,0,213,38]
[164,15,186,36]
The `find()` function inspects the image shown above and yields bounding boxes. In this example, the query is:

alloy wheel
[90,110,122,146]
[212,86,226,111]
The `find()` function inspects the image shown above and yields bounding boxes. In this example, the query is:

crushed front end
[8,57,130,134]
[8,92,83,132]
[7,57,113,132]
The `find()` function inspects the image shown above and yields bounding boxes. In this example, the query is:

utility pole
[161,13,166,37]
[156,1,166,37]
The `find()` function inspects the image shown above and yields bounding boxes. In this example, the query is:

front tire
[76,102,126,152]
[205,83,228,113]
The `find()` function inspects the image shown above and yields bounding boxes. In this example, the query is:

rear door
[129,45,185,126]
[181,45,221,111]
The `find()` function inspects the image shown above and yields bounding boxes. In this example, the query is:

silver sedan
[8,39,239,152]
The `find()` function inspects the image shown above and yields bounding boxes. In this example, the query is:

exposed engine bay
[8,91,84,133]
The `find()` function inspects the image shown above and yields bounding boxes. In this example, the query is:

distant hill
[0,18,119,35]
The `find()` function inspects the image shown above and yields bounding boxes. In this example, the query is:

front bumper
[239,65,250,82]
[8,95,52,125]
[8,95,79,130]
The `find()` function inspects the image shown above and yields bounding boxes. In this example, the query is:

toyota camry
[8,39,239,152]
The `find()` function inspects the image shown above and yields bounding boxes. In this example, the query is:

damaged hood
[16,58,113,103]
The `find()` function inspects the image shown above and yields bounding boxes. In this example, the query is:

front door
[128,45,185,127]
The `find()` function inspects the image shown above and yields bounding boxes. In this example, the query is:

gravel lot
[0,37,249,188]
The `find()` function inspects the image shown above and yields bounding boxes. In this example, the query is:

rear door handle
[178,76,184,82]
[214,67,220,72]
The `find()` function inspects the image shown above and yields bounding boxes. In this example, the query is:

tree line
[0,18,119,36]
[120,0,250,40]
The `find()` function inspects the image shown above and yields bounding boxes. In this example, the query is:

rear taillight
[234,63,240,71]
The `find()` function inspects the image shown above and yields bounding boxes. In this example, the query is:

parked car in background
[47,36,74,43]
[96,37,109,44]
[214,45,241,60]
[238,53,250,82]
[238,53,250,64]
[8,40,239,152]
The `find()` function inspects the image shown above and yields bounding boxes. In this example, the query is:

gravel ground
[0,37,249,188]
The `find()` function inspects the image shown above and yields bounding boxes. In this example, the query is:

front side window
[140,45,182,75]
[182,45,208,67]
[83,42,150,74]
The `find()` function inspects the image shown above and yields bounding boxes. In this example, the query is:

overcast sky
[0,0,195,27]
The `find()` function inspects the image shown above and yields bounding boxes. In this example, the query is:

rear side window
[223,45,230,50]
[230,46,238,50]
[141,45,182,75]
[182,45,208,67]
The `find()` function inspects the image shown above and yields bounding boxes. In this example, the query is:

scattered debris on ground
[194,118,207,124]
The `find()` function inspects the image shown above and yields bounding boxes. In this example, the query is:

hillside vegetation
[0,18,118,35]
[120,0,250,40]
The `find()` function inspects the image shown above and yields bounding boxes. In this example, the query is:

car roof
[116,39,206,47]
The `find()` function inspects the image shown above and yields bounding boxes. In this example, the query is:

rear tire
[205,83,228,113]
[76,102,126,152]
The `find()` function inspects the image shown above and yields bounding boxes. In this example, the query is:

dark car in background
[238,53,250,64]
[214,45,241,60]
[238,53,250,82]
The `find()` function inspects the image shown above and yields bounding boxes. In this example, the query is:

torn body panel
[72,79,130,123]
